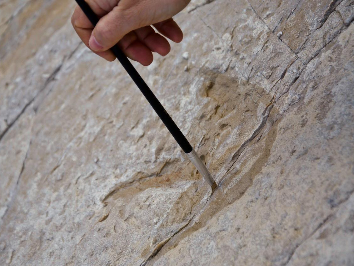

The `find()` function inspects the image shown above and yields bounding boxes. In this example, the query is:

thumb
[89,7,141,51]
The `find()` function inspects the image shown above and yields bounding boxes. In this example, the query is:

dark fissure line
[0,64,62,143]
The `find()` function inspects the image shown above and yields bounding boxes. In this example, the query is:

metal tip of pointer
[186,149,218,192]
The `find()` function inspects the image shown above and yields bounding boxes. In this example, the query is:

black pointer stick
[75,0,217,190]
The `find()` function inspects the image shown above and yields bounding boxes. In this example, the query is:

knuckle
[121,8,143,28]
[71,6,83,28]
[71,12,77,27]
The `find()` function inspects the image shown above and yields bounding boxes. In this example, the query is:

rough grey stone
[0,0,353,265]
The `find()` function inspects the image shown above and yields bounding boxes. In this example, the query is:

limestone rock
[0,0,353,265]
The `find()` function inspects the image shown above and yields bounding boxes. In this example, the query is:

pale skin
[71,0,191,66]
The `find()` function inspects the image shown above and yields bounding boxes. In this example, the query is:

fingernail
[89,35,103,51]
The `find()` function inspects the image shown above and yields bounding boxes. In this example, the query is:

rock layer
[0,0,353,265]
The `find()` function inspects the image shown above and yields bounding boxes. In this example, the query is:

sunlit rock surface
[0,0,353,265]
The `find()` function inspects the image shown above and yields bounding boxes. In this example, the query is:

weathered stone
[337,0,354,26]
[0,0,353,265]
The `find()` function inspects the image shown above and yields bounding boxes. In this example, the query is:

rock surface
[0,0,353,265]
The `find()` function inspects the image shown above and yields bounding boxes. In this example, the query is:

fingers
[72,5,116,61]
[76,27,116,61]
[134,26,171,56]
[90,6,137,52]
[71,5,94,30]
[117,26,172,65]
[118,32,153,66]
[154,19,183,43]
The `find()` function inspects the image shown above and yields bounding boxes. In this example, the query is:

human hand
[71,0,190,65]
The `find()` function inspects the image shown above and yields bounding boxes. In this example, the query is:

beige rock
[0,0,353,265]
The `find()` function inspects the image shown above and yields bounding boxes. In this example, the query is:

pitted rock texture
[0,0,353,265]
